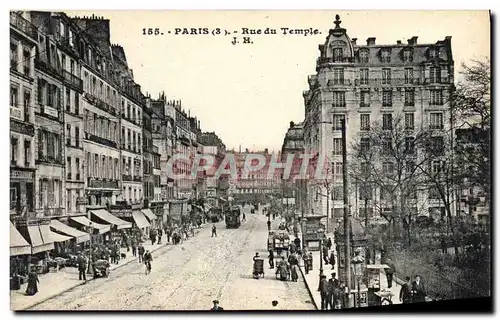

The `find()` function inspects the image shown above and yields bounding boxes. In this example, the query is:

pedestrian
[318,275,329,310]
[294,237,301,251]
[399,276,412,304]
[110,244,117,264]
[322,245,329,265]
[150,230,157,245]
[411,275,426,303]
[25,267,39,296]
[212,224,217,237]
[268,249,275,269]
[328,273,340,309]
[385,258,396,288]
[210,299,224,311]
[158,228,163,244]
[143,250,153,275]
[267,220,271,231]
[115,242,121,263]
[166,227,172,243]
[288,253,299,282]
[327,237,332,250]
[131,241,137,257]
[77,252,87,282]
[329,251,336,269]
[242,213,246,221]
[138,243,145,263]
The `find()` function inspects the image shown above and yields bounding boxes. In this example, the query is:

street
[30,209,315,311]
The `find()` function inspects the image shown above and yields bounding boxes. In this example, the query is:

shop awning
[204,204,213,213]
[39,224,72,243]
[28,225,55,254]
[91,209,132,229]
[50,220,90,243]
[132,210,151,229]
[10,222,31,256]
[70,216,111,234]
[141,209,157,221]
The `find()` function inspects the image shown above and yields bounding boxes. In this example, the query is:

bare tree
[349,113,435,246]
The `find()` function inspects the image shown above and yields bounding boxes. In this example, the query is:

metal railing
[63,70,83,92]
[10,12,38,40]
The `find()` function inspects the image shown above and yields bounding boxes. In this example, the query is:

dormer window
[403,49,413,62]
[381,49,391,63]
[359,49,369,63]
[333,48,343,62]
[429,47,440,59]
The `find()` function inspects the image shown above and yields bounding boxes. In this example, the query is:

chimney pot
[408,36,418,45]
[397,40,401,45]
[367,37,376,45]
[351,38,357,45]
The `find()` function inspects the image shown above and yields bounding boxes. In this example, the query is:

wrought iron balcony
[35,58,63,78]
[87,178,119,189]
[133,176,143,182]
[10,12,38,40]
[86,133,118,149]
[122,174,132,181]
[63,70,83,92]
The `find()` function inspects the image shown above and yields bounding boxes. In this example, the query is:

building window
[11,137,18,165]
[382,162,395,176]
[360,68,369,85]
[360,114,370,131]
[381,49,391,63]
[405,113,415,130]
[333,68,344,85]
[405,137,415,154]
[405,89,415,106]
[428,187,441,199]
[10,42,18,70]
[127,129,131,150]
[24,140,31,167]
[403,50,413,62]
[382,68,391,85]
[430,66,441,83]
[333,138,342,155]
[127,102,131,119]
[430,90,443,105]
[382,114,393,130]
[382,90,392,107]
[360,138,370,153]
[359,184,372,200]
[431,160,445,173]
[76,158,80,180]
[429,112,444,129]
[23,89,30,122]
[66,124,71,146]
[74,91,79,115]
[10,85,18,107]
[67,157,72,180]
[333,114,345,131]
[333,48,343,62]
[333,186,343,200]
[332,91,345,108]
[360,90,370,107]
[75,126,80,148]
[406,160,416,174]
[404,68,414,84]
[23,49,31,76]
[132,132,136,152]
[334,162,342,177]
[359,50,369,63]
[65,88,71,112]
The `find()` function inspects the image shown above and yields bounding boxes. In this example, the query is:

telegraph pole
[341,119,352,302]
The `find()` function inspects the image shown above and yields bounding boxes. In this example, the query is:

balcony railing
[42,207,64,217]
[36,154,63,165]
[35,58,63,78]
[83,93,117,116]
[10,12,38,40]
[122,174,132,181]
[86,132,118,149]
[87,178,119,189]
[133,176,143,182]
[63,70,83,92]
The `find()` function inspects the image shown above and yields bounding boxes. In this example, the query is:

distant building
[199,132,227,208]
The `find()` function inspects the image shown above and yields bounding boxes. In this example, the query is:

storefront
[90,209,132,245]
[69,215,111,245]
[10,168,35,215]
[141,208,158,229]
[10,221,31,285]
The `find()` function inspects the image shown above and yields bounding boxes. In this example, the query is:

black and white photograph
[7,8,491,312]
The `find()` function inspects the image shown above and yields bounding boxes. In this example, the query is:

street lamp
[86,221,94,275]
[318,227,325,284]
[351,248,365,308]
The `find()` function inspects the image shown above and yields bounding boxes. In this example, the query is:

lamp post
[318,227,325,284]
[86,221,94,275]
[351,248,365,308]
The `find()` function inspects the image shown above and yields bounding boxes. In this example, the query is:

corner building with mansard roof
[302,15,455,230]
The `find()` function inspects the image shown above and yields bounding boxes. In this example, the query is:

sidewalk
[10,224,206,311]
[297,230,402,309]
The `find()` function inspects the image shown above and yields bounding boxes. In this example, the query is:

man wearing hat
[327,272,340,309]
[210,299,224,311]
[318,274,329,310]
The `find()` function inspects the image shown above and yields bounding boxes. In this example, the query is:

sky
[66,10,490,152]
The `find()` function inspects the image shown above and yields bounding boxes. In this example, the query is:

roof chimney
[408,36,418,45]
[367,37,376,45]
[351,38,357,45]
[397,40,402,45]
[290,121,295,128]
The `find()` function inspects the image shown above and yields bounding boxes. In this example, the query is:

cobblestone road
[30,209,315,311]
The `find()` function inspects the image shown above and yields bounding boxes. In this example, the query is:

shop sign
[10,169,33,181]
[10,119,35,136]
[10,106,23,121]
[43,105,59,118]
